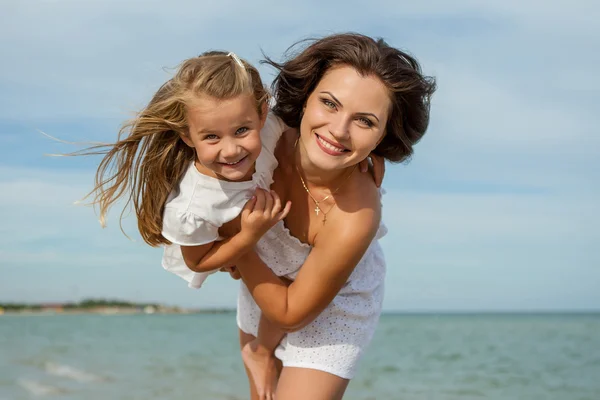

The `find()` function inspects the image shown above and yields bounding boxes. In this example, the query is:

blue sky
[1,0,598,311]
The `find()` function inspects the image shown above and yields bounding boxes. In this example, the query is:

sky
[0,0,598,311]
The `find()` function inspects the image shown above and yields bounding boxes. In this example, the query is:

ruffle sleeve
[161,207,218,289]
[161,207,218,246]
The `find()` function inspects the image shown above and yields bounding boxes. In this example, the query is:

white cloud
[380,188,599,310]
[1,166,598,310]
[0,165,240,307]
[0,1,598,310]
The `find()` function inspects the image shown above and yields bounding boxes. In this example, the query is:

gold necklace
[294,137,356,223]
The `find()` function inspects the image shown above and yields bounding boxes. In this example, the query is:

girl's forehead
[186,92,253,108]
[185,94,260,130]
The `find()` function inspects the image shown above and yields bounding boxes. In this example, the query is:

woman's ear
[374,129,386,149]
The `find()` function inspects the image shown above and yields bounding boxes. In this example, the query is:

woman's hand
[220,265,241,280]
[358,153,385,187]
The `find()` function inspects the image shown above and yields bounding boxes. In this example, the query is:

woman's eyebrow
[356,112,380,122]
[320,91,380,122]
[320,91,343,106]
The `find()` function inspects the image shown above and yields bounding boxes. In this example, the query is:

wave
[44,362,105,382]
[17,379,68,396]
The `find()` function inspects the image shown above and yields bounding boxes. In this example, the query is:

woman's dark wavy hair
[263,33,436,162]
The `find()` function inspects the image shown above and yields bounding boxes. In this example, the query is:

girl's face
[299,65,391,171]
[182,93,266,181]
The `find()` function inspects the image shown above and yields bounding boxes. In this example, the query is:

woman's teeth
[317,135,346,153]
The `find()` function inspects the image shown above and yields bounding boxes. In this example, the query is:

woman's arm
[235,203,381,331]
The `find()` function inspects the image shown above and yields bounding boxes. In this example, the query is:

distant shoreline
[1,299,598,317]
[0,309,236,316]
[0,299,235,316]
[2,309,598,317]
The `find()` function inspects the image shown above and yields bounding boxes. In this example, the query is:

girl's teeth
[318,136,345,152]
[222,157,245,165]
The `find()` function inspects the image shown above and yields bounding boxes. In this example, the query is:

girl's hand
[241,189,291,241]
[358,153,385,187]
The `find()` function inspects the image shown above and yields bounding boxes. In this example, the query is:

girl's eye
[235,127,249,135]
[357,117,373,127]
[204,134,219,140]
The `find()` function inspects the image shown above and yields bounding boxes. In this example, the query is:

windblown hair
[76,51,269,246]
[264,33,436,162]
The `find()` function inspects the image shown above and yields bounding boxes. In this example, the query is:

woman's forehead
[314,65,391,115]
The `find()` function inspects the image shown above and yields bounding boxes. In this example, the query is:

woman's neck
[295,137,353,190]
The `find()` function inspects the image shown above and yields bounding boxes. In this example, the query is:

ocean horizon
[1,312,599,399]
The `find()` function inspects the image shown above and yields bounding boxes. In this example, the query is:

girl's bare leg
[241,315,284,400]
[240,328,283,400]
[239,329,261,400]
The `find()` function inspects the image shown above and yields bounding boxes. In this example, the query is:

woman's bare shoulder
[274,128,297,167]
[344,169,382,214]
[319,172,382,245]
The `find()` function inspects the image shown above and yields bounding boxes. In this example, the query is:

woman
[232,33,435,399]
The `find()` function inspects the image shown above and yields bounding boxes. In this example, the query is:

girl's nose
[221,138,240,158]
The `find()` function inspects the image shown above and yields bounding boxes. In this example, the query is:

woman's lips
[315,134,347,156]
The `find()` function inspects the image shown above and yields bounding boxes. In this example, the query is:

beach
[1,312,599,399]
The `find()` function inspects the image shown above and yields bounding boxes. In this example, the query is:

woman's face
[299,65,391,171]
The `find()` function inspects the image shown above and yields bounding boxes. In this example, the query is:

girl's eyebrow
[196,118,255,134]
[320,91,380,122]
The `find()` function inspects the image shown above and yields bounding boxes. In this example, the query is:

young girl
[79,51,289,397]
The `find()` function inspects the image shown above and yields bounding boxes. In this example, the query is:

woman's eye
[235,127,249,135]
[322,99,336,109]
[358,117,373,127]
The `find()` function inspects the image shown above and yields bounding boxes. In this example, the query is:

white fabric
[161,112,286,288]
[237,217,388,379]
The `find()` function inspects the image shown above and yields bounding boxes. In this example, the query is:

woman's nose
[328,115,350,141]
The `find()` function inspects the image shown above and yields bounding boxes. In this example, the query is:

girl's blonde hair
[78,51,269,247]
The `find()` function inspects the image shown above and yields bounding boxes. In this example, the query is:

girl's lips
[315,134,348,156]
[218,155,248,167]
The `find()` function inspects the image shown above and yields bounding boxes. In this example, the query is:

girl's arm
[180,234,255,273]
[181,189,291,273]
[235,199,381,332]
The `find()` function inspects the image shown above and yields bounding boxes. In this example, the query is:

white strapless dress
[237,219,387,379]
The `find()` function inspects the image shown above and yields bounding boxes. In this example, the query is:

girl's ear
[178,131,194,148]
[259,101,269,127]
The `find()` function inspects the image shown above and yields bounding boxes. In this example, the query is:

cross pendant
[315,206,320,215]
